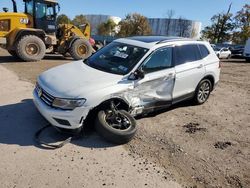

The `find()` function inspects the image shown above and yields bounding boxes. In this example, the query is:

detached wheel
[194,79,212,105]
[8,50,20,59]
[95,110,137,144]
[69,39,92,60]
[16,35,46,62]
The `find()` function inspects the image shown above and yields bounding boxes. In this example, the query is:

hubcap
[77,44,87,56]
[198,82,210,103]
[105,111,132,131]
[25,43,39,56]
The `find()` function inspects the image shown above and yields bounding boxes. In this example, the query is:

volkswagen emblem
[37,87,42,98]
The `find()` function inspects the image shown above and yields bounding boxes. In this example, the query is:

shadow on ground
[0,99,113,149]
[0,54,72,63]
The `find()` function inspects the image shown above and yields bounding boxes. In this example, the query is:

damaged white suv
[33,36,220,144]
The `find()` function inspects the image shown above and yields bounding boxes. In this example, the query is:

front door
[131,46,175,110]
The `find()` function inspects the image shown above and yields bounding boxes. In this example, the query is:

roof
[127,36,191,44]
[115,36,194,49]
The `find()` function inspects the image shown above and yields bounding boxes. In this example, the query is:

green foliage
[202,4,250,44]
[233,4,250,44]
[97,19,117,36]
[202,13,234,43]
[117,13,152,37]
[56,14,71,25]
[72,14,88,27]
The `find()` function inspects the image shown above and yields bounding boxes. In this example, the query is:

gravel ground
[0,49,181,188]
[1,48,250,187]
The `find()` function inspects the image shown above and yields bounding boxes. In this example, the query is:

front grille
[35,83,55,106]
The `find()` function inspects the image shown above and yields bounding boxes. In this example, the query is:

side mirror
[128,69,145,80]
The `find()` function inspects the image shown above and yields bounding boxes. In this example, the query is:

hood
[38,61,123,98]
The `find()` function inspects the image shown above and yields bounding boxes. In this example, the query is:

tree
[177,17,190,37]
[201,4,234,43]
[56,14,71,25]
[72,14,88,27]
[117,13,152,37]
[97,19,117,36]
[165,9,175,35]
[233,4,250,44]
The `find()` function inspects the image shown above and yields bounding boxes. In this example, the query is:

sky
[1,0,249,28]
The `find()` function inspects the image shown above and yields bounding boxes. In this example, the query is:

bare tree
[178,17,190,37]
[165,9,175,35]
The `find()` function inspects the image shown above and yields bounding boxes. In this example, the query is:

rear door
[132,46,175,109]
[173,44,205,101]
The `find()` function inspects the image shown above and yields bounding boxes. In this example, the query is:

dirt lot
[1,48,250,187]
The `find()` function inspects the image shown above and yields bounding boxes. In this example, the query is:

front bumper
[33,90,90,130]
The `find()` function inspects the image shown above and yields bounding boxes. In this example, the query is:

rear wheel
[95,110,137,144]
[16,35,46,62]
[69,39,92,60]
[194,79,212,105]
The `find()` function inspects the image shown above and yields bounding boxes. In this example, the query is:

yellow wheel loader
[0,0,93,61]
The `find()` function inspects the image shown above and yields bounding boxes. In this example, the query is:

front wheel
[95,110,137,144]
[16,35,46,62]
[193,79,212,105]
[69,39,92,60]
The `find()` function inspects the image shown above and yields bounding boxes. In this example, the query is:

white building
[148,18,202,39]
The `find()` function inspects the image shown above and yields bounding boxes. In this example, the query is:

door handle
[197,64,203,69]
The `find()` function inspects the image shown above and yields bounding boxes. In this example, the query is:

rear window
[198,44,210,58]
[174,44,201,66]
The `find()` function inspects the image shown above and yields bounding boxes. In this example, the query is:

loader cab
[24,0,58,34]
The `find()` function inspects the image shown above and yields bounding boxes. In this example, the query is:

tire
[16,35,46,62]
[69,39,92,60]
[227,54,231,59]
[95,110,137,144]
[246,58,250,63]
[193,79,212,105]
[8,50,20,59]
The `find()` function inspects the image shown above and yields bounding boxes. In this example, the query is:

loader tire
[69,39,92,60]
[16,35,46,62]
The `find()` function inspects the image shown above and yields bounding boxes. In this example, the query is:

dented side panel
[113,68,176,115]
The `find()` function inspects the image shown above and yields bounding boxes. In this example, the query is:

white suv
[33,36,220,144]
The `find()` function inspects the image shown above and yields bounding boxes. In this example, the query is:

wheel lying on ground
[8,50,20,59]
[69,38,92,60]
[16,35,46,62]
[95,110,137,144]
[193,79,212,105]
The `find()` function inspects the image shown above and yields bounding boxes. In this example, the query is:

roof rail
[156,37,192,44]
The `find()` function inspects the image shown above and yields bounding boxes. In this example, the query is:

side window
[36,2,46,19]
[198,44,210,58]
[142,47,172,73]
[174,44,201,66]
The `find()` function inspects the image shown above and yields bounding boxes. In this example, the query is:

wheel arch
[201,74,215,91]
[9,29,46,50]
[84,97,130,126]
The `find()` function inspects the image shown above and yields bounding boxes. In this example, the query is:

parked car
[33,36,220,144]
[229,45,244,58]
[213,47,231,59]
[243,38,250,62]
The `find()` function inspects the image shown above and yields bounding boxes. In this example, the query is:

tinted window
[198,44,210,58]
[84,42,148,75]
[142,47,172,73]
[174,44,201,66]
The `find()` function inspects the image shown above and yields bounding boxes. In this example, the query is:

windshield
[84,42,148,75]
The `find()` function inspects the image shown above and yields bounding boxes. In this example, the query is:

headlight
[52,98,86,110]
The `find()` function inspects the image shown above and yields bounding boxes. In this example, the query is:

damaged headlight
[52,98,86,110]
